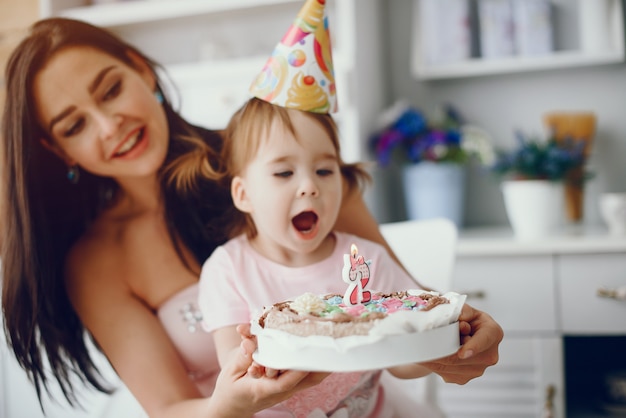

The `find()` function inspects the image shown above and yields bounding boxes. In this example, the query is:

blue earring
[155,90,164,104]
[67,165,80,184]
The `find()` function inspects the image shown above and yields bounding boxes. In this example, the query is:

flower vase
[501,180,564,240]
[402,162,465,227]
[543,111,596,222]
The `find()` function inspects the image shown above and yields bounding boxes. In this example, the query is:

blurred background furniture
[380,217,458,293]
[379,217,458,418]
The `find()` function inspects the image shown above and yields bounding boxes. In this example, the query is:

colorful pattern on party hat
[249,0,337,114]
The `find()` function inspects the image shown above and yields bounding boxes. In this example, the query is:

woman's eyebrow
[49,106,76,133]
[89,65,115,94]
[48,65,116,132]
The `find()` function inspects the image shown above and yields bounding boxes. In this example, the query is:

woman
[0,18,502,418]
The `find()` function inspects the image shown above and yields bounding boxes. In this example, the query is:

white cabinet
[441,227,626,418]
[443,254,564,418]
[453,255,558,333]
[557,253,626,335]
[410,0,625,80]
[40,0,386,163]
[437,336,563,418]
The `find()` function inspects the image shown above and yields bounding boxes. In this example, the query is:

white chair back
[379,217,459,418]
[379,217,458,292]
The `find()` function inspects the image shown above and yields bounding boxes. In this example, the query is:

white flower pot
[402,162,466,227]
[501,180,564,240]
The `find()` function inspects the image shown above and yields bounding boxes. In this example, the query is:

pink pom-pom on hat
[249,0,337,114]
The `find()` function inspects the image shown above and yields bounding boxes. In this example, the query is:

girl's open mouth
[292,211,318,234]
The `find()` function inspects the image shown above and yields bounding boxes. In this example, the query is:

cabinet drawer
[557,253,626,334]
[437,336,564,418]
[453,255,557,333]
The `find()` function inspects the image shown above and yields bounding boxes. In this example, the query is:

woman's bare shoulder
[64,214,139,300]
[65,209,197,310]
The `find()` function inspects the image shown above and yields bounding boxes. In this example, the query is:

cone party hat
[249,0,337,114]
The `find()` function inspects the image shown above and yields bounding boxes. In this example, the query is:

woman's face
[33,46,169,181]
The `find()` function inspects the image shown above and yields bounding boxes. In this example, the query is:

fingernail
[460,349,474,359]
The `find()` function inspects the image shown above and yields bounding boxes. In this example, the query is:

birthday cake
[251,289,466,372]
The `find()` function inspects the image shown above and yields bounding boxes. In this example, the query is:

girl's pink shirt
[198,231,415,417]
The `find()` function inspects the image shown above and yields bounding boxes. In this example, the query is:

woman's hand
[237,324,270,378]
[208,324,329,417]
[419,303,503,384]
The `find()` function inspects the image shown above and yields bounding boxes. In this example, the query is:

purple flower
[370,104,468,166]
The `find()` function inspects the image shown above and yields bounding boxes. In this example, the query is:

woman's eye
[102,80,122,101]
[274,171,293,178]
[63,118,85,137]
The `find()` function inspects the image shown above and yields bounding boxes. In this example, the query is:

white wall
[377,0,626,227]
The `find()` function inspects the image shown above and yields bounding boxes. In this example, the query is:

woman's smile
[112,127,148,159]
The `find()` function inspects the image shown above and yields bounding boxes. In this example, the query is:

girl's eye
[274,171,293,178]
[317,168,334,176]
[102,80,122,101]
[63,118,85,138]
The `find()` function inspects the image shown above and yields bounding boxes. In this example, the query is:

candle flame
[350,244,358,257]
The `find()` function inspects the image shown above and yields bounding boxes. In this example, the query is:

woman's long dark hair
[1,18,231,408]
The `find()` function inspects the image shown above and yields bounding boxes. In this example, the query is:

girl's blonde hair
[223,97,370,238]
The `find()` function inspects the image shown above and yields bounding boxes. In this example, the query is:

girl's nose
[298,176,319,197]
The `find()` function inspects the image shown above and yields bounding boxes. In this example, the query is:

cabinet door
[557,253,626,334]
[437,336,564,418]
[453,255,557,333]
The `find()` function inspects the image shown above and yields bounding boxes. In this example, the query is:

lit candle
[342,244,372,305]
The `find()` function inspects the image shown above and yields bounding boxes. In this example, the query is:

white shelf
[52,0,303,27]
[410,0,626,80]
[414,50,625,80]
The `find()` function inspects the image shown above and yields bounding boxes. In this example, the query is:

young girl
[199,97,437,418]
[197,2,502,415]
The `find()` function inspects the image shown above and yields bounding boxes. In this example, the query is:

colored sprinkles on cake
[258,291,451,338]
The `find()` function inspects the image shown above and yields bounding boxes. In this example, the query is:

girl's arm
[213,325,245,369]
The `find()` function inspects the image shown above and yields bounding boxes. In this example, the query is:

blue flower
[490,131,590,182]
[371,104,470,166]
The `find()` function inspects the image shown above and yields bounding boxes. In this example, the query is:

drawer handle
[458,290,486,300]
[543,384,556,418]
[597,286,626,301]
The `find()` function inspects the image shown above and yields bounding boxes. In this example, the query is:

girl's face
[33,46,169,182]
[232,110,343,265]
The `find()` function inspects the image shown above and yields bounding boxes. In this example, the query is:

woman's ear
[231,176,252,213]
[125,50,156,90]
[39,138,75,166]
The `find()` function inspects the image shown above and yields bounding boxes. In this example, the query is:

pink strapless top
[157,283,219,396]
